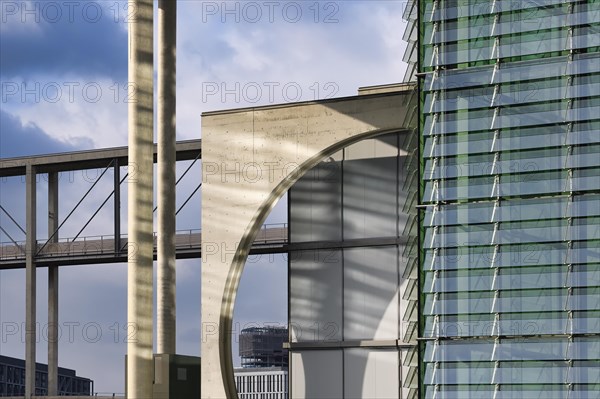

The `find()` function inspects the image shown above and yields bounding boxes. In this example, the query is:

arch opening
[222,128,416,399]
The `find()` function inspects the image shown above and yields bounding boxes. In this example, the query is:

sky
[0,0,408,393]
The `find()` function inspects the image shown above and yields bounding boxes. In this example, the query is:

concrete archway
[201,85,416,398]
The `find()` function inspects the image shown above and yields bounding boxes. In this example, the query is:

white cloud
[223,28,272,72]
[6,76,128,149]
[0,0,44,34]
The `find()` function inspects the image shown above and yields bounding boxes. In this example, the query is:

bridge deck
[0,225,288,269]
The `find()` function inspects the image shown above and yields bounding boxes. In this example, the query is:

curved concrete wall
[201,88,416,398]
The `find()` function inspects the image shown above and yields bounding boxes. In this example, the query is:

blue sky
[0,0,408,392]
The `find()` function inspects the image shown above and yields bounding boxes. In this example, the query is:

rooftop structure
[239,327,288,369]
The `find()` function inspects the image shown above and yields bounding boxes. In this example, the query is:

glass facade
[288,132,419,398]
[417,0,600,398]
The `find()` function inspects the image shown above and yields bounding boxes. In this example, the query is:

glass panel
[343,247,399,340]
[425,196,600,227]
[424,241,600,271]
[568,288,600,311]
[423,314,576,337]
[423,54,600,92]
[343,156,399,240]
[424,28,600,67]
[289,158,342,242]
[572,313,600,334]
[425,81,600,114]
[423,122,600,158]
[567,337,600,360]
[424,264,600,293]
[424,106,600,136]
[423,169,600,202]
[422,339,585,362]
[425,289,600,315]
[428,9,600,44]
[424,145,600,180]
[425,385,600,399]
[289,249,343,342]
[426,0,576,21]
[423,361,599,385]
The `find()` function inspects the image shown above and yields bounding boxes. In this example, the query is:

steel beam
[157,0,177,356]
[48,172,59,396]
[25,164,36,398]
[0,139,201,178]
[114,159,121,254]
[127,0,155,397]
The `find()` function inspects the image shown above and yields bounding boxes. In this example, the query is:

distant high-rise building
[0,355,92,396]
[236,327,289,399]
[238,326,288,369]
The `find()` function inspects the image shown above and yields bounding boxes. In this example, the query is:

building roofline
[201,82,416,117]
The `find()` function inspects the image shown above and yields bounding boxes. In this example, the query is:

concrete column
[25,164,36,398]
[157,0,177,356]
[47,172,59,396]
[127,0,154,398]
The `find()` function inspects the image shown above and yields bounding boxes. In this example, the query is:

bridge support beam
[114,159,121,254]
[157,0,177,358]
[25,164,37,398]
[48,172,59,396]
[127,0,155,397]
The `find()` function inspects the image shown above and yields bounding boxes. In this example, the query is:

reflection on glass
[419,0,600,396]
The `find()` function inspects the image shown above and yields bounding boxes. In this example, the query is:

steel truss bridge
[0,140,289,270]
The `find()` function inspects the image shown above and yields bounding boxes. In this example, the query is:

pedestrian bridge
[0,224,288,269]
[0,140,289,269]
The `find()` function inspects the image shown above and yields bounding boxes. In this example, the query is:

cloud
[0,3,127,80]
[0,109,90,158]
[2,76,128,149]
[176,0,408,119]
[0,3,127,149]
[222,29,272,72]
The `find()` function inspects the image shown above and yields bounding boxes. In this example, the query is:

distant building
[0,355,92,397]
[235,327,289,399]
[239,327,288,369]
[234,367,288,399]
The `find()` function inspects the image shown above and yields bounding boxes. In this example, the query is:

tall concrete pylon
[157,0,177,356]
[127,0,154,397]
[48,172,59,396]
[25,164,36,399]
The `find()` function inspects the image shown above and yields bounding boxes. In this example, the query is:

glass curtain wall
[417,0,600,398]
[288,131,419,399]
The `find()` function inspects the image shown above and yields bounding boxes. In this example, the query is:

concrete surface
[201,86,416,398]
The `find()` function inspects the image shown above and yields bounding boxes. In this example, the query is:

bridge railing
[0,224,288,261]
[0,239,25,259]
[42,234,120,257]
[254,223,288,245]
